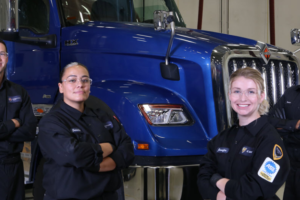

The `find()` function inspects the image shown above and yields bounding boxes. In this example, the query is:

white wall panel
[202,0,221,32]
[175,0,199,29]
[228,0,269,43]
[176,0,300,53]
[275,0,300,53]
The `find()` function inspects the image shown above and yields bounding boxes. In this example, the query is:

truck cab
[0,0,299,199]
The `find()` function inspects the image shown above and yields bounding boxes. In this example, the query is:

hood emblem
[65,39,78,46]
[259,44,271,64]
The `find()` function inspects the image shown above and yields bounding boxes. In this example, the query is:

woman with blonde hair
[197,67,290,200]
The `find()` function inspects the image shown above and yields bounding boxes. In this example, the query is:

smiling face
[58,65,90,109]
[0,43,8,74]
[229,76,265,124]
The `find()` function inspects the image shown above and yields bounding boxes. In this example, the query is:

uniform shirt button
[89,124,91,126]
[98,134,101,137]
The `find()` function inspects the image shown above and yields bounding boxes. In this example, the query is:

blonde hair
[229,67,270,115]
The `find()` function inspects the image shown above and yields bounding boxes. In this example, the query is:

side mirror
[291,29,300,46]
[0,0,19,40]
[153,11,179,80]
[153,11,170,31]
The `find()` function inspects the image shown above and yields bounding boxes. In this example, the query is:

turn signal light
[137,144,149,150]
[32,104,53,116]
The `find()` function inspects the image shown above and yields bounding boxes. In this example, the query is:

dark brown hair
[59,62,89,82]
[0,39,8,52]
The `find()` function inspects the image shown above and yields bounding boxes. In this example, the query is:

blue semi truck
[0,0,299,199]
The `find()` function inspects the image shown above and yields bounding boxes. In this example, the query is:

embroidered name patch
[8,95,22,103]
[273,144,283,160]
[71,128,82,133]
[258,157,280,183]
[104,121,113,129]
[216,147,229,153]
[239,146,254,156]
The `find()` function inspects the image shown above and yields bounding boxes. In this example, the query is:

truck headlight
[138,104,189,125]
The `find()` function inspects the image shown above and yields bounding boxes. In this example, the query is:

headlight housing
[138,104,189,125]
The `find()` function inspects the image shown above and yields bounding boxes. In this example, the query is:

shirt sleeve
[38,118,104,173]
[7,89,37,142]
[0,119,16,139]
[108,116,135,169]
[0,89,37,142]
[224,127,290,200]
[268,90,299,133]
[197,137,220,200]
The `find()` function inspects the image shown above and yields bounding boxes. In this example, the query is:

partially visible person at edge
[0,39,37,199]
[268,81,300,200]
[197,67,290,200]
[38,62,135,200]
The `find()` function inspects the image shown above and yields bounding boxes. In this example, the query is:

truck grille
[228,58,299,107]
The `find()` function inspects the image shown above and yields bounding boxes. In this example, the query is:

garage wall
[176,0,300,53]
[275,0,300,52]
[202,0,220,32]
[228,0,269,43]
[174,0,199,29]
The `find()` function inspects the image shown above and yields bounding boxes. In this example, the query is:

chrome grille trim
[279,62,285,96]
[233,60,237,72]
[287,64,293,87]
[242,60,247,68]
[270,61,277,104]
[211,43,300,132]
[262,67,268,100]
[251,60,257,69]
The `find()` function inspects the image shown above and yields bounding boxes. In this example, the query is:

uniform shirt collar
[232,115,268,136]
[60,100,97,121]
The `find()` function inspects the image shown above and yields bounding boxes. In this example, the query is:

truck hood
[72,21,259,60]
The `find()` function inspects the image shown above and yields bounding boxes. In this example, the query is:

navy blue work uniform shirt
[198,116,290,200]
[0,77,36,160]
[38,99,135,199]
[268,85,300,166]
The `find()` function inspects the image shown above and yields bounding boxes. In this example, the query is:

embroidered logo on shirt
[104,121,113,129]
[286,101,291,104]
[273,144,283,160]
[71,128,82,133]
[8,95,22,103]
[239,146,254,156]
[258,157,280,183]
[216,147,229,153]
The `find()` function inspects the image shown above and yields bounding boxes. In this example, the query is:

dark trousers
[43,192,118,200]
[33,158,45,200]
[0,158,25,200]
[34,158,118,200]
[283,167,300,200]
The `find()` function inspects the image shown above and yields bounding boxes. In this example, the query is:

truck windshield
[61,0,186,27]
